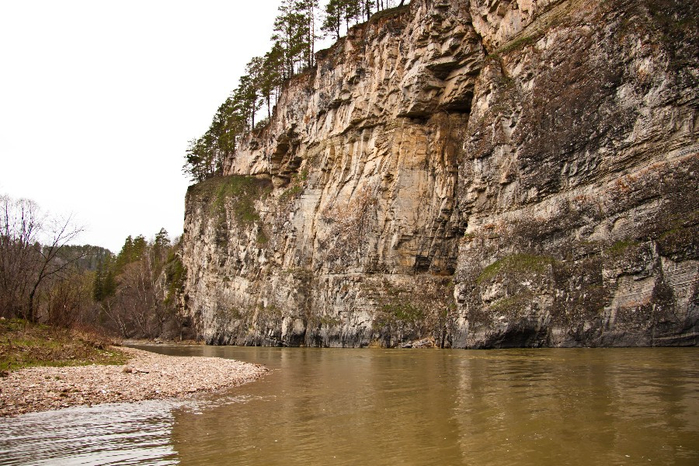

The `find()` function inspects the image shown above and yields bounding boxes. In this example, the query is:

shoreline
[0,346,267,417]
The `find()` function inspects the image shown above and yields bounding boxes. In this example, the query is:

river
[1,347,698,465]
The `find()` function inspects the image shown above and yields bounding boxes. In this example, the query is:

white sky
[0,0,287,252]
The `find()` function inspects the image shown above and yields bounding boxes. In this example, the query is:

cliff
[181,0,698,348]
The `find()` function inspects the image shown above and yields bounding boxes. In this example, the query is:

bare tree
[99,299,130,338]
[115,258,162,337]
[0,196,39,318]
[45,270,92,328]
[0,195,83,322]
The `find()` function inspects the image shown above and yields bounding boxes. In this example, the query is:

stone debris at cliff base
[0,346,268,417]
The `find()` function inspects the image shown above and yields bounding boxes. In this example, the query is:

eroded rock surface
[182,0,698,348]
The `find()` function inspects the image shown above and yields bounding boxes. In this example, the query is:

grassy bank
[0,319,129,374]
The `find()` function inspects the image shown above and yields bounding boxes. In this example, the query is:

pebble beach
[0,346,267,417]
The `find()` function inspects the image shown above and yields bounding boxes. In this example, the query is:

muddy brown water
[1,346,698,465]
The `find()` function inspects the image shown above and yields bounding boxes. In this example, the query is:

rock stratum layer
[182,0,698,348]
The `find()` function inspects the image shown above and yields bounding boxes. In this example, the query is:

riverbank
[0,346,268,417]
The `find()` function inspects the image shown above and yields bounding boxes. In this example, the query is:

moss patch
[606,239,641,257]
[489,292,534,312]
[493,32,543,57]
[279,184,303,204]
[377,302,424,325]
[189,175,272,226]
[477,254,556,285]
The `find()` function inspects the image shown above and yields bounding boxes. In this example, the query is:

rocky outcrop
[182,0,698,348]
[453,0,698,347]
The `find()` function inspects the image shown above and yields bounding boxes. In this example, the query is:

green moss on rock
[477,254,556,285]
[188,175,272,226]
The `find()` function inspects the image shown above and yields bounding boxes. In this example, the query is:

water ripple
[0,400,181,466]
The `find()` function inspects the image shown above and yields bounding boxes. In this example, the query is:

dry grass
[0,319,129,374]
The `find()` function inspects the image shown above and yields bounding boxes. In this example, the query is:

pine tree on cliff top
[183,0,410,183]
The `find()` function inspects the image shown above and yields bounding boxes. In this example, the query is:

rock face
[181,0,698,348]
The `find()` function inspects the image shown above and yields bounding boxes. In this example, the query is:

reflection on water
[2,347,699,465]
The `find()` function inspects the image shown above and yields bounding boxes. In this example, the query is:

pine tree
[344,0,361,30]
[214,97,246,159]
[272,0,310,77]
[296,0,320,69]
[183,92,249,183]
[361,0,374,21]
[233,74,260,129]
[322,0,343,39]
[93,253,116,301]
[183,0,411,185]
[153,228,170,268]
[262,44,285,118]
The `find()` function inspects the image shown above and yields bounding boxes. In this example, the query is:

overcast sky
[0,0,290,252]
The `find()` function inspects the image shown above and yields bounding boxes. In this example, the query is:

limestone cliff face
[182,0,698,347]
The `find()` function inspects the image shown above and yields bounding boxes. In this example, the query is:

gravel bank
[0,346,267,417]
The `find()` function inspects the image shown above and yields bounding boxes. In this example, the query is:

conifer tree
[153,228,170,268]
[115,235,146,273]
[361,0,374,21]
[233,73,260,129]
[95,230,187,339]
[297,0,320,69]
[93,253,116,301]
[183,0,412,185]
[214,97,246,157]
[322,0,343,39]
[183,93,248,182]
[183,133,221,182]
[262,44,285,118]
[272,0,308,77]
[344,0,361,29]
